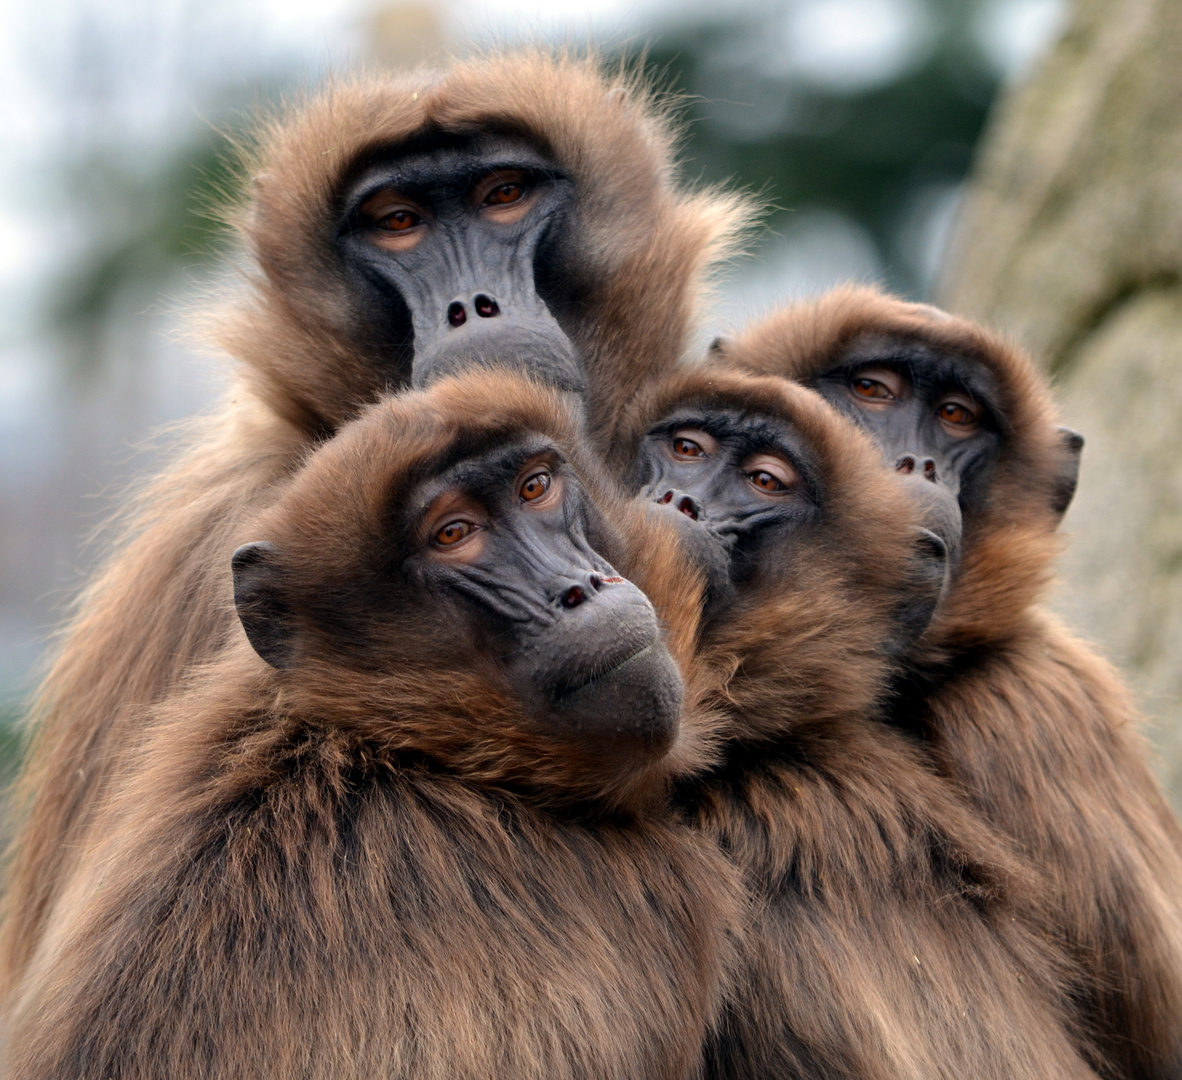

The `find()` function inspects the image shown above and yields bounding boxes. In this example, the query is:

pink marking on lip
[600,576,625,584]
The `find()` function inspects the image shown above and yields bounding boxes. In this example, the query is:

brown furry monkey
[624,366,1099,1080]
[721,285,1182,1080]
[0,51,754,1002]
[1,371,743,1080]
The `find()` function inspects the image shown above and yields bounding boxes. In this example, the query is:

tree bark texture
[941,0,1182,808]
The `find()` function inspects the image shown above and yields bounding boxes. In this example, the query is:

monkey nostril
[659,491,674,504]
[474,294,500,318]
[922,459,938,482]
[678,497,698,520]
[896,455,916,475]
[562,585,586,608]
[447,301,467,327]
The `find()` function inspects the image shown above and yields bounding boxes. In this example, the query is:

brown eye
[378,209,421,232]
[749,470,784,492]
[852,377,894,399]
[435,520,472,546]
[484,183,524,206]
[673,438,704,459]
[520,471,551,502]
[742,453,797,494]
[938,400,978,426]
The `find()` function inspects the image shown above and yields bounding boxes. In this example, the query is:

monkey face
[813,333,1085,571]
[633,408,821,610]
[813,335,1006,566]
[337,134,584,395]
[399,438,682,756]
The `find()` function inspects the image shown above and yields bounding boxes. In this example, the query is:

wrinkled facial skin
[814,338,1003,566]
[632,409,820,612]
[401,440,681,754]
[337,134,583,394]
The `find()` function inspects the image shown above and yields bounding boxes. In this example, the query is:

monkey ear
[232,542,295,669]
[1048,426,1084,520]
[882,527,949,657]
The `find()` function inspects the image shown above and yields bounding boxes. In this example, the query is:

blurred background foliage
[13,0,1149,798]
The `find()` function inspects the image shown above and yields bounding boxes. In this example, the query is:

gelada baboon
[2,371,742,1080]
[721,284,1182,1079]
[624,366,1098,1080]
[0,51,754,1000]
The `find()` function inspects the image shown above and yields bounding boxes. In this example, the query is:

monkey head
[229,371,695,809]
[227,53,753,436]
[624,368,949,743]
[717,286,1085,648]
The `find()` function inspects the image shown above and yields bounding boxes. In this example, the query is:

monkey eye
[484,183,525,206]
[937,398,980,429]
[377,209,422,232]
[435,520,474,546]
[669,427,718,460]
[848,366,904,402]
[360,190,429,251]
[519,471,552,502]
[743,453,797,496]
[852,377,893,400]
[749,470,784,492]
[473,171,535,221]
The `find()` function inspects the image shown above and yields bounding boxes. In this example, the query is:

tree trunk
[940,0,1182,808]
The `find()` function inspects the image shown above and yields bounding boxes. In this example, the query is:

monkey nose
[446,294,501,328]
[554,570,622,609]
[896,455,939,484]
[473,293,500,318]
[656,490,701,520]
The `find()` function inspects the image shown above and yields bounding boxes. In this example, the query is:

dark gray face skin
[336,134,584,393]
[234,438,681,756]
[813,337,1006,568]
[632,409,823,613]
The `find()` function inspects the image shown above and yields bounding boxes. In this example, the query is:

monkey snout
[896,455,939,483]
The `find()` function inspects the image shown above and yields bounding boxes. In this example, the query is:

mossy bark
[940,0,1182,807]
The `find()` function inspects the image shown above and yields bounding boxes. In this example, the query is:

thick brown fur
[0,51,754,1004]
[1,371,743,1080]
[621,367,1099,1080]
[724,284,1182,1080]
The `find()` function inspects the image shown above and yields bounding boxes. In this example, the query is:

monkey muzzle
[513,572,682,757]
